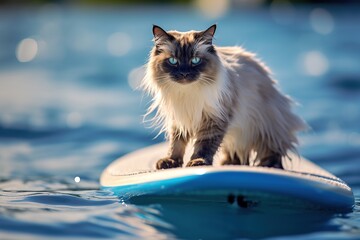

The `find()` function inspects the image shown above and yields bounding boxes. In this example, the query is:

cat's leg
[221,149,249,166]
[220,149,232,165]
[156,129,188,170]
[221,150,241,165]
[187,118,227,167]
[222,154,242,165]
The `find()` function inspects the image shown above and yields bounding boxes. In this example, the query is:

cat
[142,24,306,170]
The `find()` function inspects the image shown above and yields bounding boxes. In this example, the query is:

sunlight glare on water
[0,4,359,240]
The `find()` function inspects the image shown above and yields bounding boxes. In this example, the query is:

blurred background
[0,0,359,239]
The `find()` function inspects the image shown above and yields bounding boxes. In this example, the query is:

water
[1,5,360,239]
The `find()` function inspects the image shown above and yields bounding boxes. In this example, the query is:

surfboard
[100,143,354,211]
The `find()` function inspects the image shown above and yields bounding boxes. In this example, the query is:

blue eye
[168,57,178,65]
[191,57,201,65]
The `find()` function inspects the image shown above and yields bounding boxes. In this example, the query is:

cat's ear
[199,24,216,43]
[203,24,217,37]
[152,25,171,42]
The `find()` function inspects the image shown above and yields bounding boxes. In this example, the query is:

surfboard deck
[100,143,354,211]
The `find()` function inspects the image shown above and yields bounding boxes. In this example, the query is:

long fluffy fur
[143,29,306,165]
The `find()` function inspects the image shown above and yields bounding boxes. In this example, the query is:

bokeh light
[194,0,230,19]
[107,32,132,56]
[74,176,81,183]
[310,8,334,35]
[16,38,38,62]
[302,50,329,76]
[1,2,360,239]
[128,66,145,90]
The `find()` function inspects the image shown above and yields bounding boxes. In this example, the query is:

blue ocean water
[0,4,359,239]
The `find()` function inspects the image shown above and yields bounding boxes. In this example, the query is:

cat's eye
[191,57,201,65]
[168,57,178,65]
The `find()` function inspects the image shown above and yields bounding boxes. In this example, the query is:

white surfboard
[100,143,354,211]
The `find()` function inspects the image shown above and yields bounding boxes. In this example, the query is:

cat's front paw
[186,158,210,167]
[156,158,182,170]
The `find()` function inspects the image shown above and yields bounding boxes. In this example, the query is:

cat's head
[149,25,219,85]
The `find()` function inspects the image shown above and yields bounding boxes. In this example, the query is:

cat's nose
[180,73,190,78]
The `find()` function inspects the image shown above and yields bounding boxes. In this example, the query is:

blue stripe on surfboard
[102,171,354,210]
